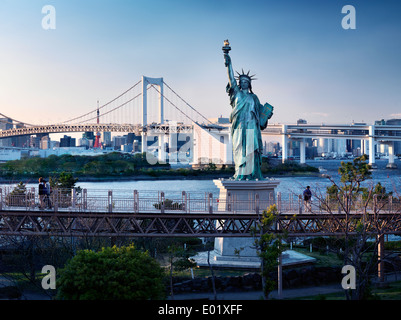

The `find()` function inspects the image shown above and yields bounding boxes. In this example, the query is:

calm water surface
[10,159,401,197]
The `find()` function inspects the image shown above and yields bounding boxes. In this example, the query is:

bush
[56,244,166,300]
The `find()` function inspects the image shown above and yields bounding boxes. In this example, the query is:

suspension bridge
[2,75,401,168]
[0,76,212,151]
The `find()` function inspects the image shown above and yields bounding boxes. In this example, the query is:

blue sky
[0,0,400,126]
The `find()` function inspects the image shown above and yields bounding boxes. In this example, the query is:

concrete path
[169,274,401,300]
[168,283,344,300]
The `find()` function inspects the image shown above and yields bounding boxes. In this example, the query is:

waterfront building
[102,132,112,147]
[191,121,232,167]
[60,135,76,148]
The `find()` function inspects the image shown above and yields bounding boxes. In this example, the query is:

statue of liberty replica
[206,41,280,269]
[223,40,274,180]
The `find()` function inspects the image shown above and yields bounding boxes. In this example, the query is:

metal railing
[1,186,400,215]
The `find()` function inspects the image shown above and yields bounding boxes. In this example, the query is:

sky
[0,0,401,127]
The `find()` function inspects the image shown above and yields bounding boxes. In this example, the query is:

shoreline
[0,171,324,184]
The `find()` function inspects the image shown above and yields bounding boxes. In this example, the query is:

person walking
[44,179,52,209]
[303,186,312,212]
[38,177,45,210]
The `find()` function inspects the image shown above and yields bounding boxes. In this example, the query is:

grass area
[293,247,343,268]
[292,281,401,300]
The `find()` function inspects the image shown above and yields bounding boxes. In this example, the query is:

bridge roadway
[1,205,401,238]
[1,188,401,238]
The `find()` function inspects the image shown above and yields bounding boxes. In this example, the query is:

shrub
[56,244,166,300]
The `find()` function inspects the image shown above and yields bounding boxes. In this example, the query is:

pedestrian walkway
[169,283,343,300]
[169,273,401,300]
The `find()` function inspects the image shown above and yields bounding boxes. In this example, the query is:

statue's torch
[222,39,231,66]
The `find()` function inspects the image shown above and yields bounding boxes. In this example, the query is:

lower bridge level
[1,211,401,238]
[1,187,401,237]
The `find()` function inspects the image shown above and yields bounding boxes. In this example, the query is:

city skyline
[0,0,400,127]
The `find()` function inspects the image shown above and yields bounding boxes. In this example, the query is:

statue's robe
[227,82,273,180]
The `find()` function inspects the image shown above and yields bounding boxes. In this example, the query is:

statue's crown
[235,69,257,82]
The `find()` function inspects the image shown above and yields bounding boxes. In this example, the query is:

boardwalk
[1,187,401,238]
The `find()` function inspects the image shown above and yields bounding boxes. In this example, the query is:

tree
[5,182,33,207]
[51,171,78,190]
[56,244,166,300]
[167,243,196,300]
[314,155,397,300]
[251,204,286,299]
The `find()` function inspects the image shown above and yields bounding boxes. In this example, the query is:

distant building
[0,117,13,147]
[102,132,112,147]
[192,122,232,167]
[208,116,230,125]
[60,135,76,147]
[40,135,51,150]
[376,119,401,155]
[113,135,127,149]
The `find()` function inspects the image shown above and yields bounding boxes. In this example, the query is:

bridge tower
[141,76,164,153]
[93,100,101,148]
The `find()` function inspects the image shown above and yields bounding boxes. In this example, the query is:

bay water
[9,159,401,197]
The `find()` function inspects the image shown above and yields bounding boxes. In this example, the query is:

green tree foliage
[319,155,392,300]
[261,158,319,174]
[0,152,169,178]
[51,172,78,190]
[56,244,166,300]
[167,243,197,299]
[5,181,32,206]
[251,204,286,299]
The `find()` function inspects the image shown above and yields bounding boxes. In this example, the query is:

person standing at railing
[38,177,46,210]
[44,179,52,209]
[303,186,312,212]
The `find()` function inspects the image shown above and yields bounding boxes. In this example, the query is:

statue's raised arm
[222,40,237,90]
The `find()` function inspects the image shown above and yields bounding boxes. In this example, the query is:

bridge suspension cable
[0,113,35,127]
[73,84,157,124]
[61,80,143,124]
[0,77,213,131]
[148,84,199,124]
[162,81,212,125]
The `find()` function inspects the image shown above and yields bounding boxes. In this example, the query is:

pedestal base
[210,178,280,268]
[213,178,280,212]
[191,250,316,269]
[386,163,397,169]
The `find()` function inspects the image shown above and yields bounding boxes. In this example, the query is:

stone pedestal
[386,163,397,169]
[213,178,280,213]
[211,179,280,267]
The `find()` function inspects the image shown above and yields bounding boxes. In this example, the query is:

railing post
[389,195,393,214]
[227,192,231,212]
[108,190,113,213]
[71,189,76,209]
[0,188,2,211]
[83,189,87,211]
[182,191,187,213]
[298,195,302,214]
[134,190,139,213]
[31,187,35,210]
[161,192,165,213]
[208,193,213,214]
[53,190,58,213]
[277,192,281,213]
[255,193,259,214]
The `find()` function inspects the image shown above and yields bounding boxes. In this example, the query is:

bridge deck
[1,187,401,237]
